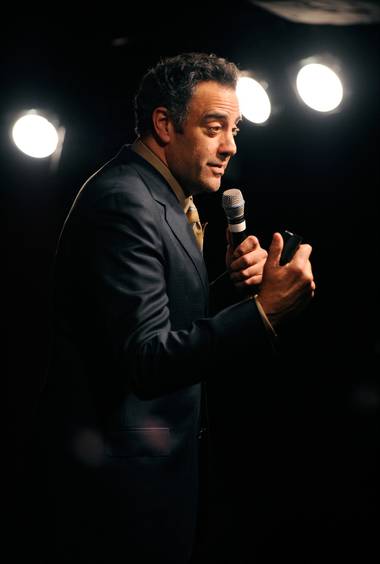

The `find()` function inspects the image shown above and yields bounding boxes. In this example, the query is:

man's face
[166,81,241,195]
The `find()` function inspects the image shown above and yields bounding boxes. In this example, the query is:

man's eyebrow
[202,112,242,124]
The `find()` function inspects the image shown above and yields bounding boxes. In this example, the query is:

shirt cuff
[251,294,278,338]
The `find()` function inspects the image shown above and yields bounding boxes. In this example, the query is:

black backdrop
[4,3,379,562]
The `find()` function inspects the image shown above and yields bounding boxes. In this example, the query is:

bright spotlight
[296,63,343,112]
[237,76,271,124]
[12,112,60,158]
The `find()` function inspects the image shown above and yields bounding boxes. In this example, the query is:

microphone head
[222,188,245,221]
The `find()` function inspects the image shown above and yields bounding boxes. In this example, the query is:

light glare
[12,114,59,158]
[296,63,343,112]
[237,76,271,124]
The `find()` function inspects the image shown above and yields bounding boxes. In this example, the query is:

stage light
[11,110,60,158]
[237,75,271,124]
[296,63,343,112]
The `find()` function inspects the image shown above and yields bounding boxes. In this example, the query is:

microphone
[222,188,247,249]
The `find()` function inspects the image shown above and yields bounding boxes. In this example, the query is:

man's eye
[207,126,222,134]
[232,127,240,137]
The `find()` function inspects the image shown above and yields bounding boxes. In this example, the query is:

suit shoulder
[85,161,149,203]
[71,156,161,220]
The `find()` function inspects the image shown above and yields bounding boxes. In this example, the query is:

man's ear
[152,106,172,144]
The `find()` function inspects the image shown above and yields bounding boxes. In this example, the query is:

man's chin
[191,177,221,195]
[204,178,222,193]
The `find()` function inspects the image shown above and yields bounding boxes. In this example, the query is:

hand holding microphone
[222,188,315,321]
[222,189,268,292]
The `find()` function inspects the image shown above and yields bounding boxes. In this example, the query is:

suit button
[197,427,207,440]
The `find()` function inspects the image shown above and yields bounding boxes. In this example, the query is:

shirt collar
[131,138,192,212]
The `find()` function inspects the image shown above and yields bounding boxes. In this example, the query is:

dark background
[4,2,379,562]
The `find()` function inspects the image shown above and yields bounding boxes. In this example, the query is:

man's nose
[218,132,237,157]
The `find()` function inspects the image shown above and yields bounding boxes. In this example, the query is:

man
[36,52,315,563]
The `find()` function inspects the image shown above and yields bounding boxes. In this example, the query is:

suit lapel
[161,196,209,298]
[125,150,209,299]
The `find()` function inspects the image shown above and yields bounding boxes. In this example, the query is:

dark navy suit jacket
[38,145,273,563]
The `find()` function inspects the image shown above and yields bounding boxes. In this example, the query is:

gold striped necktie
[185,197,204,252]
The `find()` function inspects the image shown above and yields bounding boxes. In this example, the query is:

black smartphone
[280,230,303,265]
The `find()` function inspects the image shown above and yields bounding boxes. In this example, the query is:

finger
[226,227,233,247]
[293,243,313,264]
[232,235,260,258]
[266,232,283,266]
[234,275,263,290]
[296,275,316,300]
[225,244,234,270]
[230,263,264,281]
[229,249,267,272]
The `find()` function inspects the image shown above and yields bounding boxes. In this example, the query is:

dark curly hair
[134,52,239,136]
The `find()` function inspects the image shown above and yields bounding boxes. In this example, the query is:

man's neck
[132,137,189,207]
[140,135,168,167]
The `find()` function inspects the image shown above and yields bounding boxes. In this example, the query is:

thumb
[225,227,233,266]
[226,227,232,246]
[267,232,283,266]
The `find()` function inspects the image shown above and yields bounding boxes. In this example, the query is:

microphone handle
[230,228,247,250]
